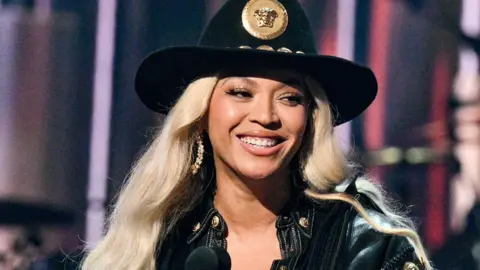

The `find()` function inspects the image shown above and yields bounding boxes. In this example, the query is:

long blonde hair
[82,75,431,269]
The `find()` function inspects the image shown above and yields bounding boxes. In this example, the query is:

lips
[236,131,287,153]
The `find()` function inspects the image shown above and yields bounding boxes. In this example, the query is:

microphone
[185,246,231,270]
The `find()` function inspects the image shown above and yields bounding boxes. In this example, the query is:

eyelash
[282,95,304,106]
[227,88,251,98]
[226,88,304,106]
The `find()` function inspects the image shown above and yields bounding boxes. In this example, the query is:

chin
[242,172,274,181]
[236,162,281,180]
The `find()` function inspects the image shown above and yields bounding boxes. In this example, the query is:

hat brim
[135,46,377,125]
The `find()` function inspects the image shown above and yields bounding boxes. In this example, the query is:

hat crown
[199,0,317,54]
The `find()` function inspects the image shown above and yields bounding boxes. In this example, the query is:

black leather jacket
[156,185,426,270]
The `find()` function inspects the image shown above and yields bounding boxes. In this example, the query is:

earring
[191,132,204,175]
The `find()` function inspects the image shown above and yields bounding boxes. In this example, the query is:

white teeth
[239,136,279,148]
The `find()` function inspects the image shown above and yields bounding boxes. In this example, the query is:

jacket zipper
[382,246,415,270]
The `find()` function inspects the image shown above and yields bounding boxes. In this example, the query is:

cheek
[207,95,244,139]
[280,108,308,138]
[209,102,237,124]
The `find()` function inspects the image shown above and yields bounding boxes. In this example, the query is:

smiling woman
[81,0,431,270]
[209,72,308,182]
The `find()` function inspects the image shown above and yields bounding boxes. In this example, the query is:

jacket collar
[186,189,317,244]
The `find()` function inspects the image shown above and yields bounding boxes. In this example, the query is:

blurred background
[0,0,479,269]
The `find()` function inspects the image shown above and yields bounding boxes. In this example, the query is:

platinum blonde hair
[82,75,431,269]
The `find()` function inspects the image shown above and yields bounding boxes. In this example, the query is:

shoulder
[346,208,426,270]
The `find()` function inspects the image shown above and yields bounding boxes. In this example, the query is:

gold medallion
[242,0,288,40]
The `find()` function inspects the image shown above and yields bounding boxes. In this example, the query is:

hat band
[239,45,305,54]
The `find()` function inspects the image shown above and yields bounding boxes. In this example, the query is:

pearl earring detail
[191,132,204,175]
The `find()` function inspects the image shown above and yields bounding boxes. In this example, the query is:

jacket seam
[329,204,354,270]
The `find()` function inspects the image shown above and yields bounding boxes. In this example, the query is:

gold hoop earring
[191,132,204,175]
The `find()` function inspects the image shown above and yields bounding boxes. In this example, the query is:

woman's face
[207,71,309,180]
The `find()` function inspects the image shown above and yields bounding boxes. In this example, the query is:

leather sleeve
[345,210,426,270]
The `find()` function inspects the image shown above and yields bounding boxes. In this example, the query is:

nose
[247,95,280,128]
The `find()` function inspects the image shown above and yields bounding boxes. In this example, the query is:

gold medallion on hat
[242,0,288,40]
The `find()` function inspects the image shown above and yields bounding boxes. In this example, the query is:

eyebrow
[219,77,258,88]
[280,77,305,91]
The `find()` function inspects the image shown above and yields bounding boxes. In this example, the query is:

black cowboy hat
[135,0,377,125]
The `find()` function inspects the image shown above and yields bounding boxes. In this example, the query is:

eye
[226,88,252,99]
[279,94,305,106]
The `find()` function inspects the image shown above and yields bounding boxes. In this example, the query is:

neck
[213,167,292,235]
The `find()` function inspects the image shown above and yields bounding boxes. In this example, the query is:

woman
[82,0,432,269]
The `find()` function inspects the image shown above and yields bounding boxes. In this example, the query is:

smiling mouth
[238,136,284,148]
